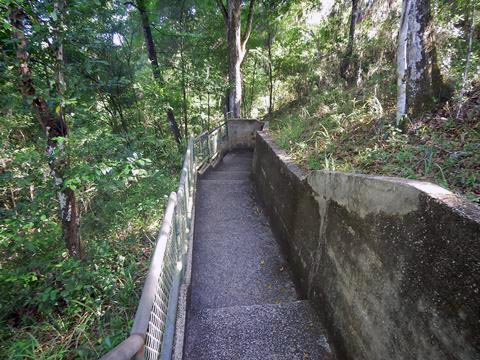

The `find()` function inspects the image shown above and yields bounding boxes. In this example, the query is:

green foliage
[1,1,183,356]
[0,118,178,357]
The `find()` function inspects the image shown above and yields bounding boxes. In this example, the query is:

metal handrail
[101,124,229,360]
[193,122,227,169]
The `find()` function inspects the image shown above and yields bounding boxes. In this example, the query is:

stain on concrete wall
[252,130,480,360]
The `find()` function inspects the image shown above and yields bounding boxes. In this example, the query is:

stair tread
[185,300,333,360]
[216,165,252,171]
[208,170,251,173]
[199,179,250,183]
[202,172,250,180]
[214,153,253,172]
[192,175,298,311]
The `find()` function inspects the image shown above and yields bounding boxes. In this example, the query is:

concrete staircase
[184,151,334,360]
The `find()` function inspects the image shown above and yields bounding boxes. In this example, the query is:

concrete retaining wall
[227,119,264,150]
[252,131,480,360]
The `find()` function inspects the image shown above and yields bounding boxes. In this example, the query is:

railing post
[206,135,210,159]
[173,193,181,257]
[189,138,195,200]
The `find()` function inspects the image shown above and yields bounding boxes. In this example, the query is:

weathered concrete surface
[189,151,298,312]
[252,130,480,360]
[227,119,264,150]
[184,150,335,359]
[184,301,333,360]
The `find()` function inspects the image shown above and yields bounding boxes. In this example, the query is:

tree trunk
[267,31,274,115]
[180,2,189,137]
[248,56,258,117]
[181,44,188,137]
[10,6,82,259]
[167,109,182,145]
[137,0,161,80]
[457,2,476,119]
[207,91,211,130]
[396,0,409,125]
[340,0,359,80]
[217,0,256,119]
[407,0,432,116]
[227,0,243,118]
[396,0,441,124]
[136,0,181,143]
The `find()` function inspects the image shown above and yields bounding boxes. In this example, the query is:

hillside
[269,82,480,203]
[263,0,479,203]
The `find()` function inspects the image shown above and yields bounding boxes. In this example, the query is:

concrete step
[198,179,250,185]
[219,150,254,159]
[202,170,251,181]
[214,151,253,172]
[215,160,252,172]
[184,301,334,360]
[192,179,298,311]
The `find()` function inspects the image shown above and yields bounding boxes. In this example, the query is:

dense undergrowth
[0,127,181,358]
[270,83,480,203]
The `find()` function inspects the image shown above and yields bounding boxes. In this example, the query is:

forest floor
[268,83,480,204]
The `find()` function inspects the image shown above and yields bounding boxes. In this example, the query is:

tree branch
[241,0,255,49]
[215,0,228,23]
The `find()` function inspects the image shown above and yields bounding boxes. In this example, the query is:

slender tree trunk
[205,65,211,130]
[54,0,82,258]
[222,89,229,120]
[340,0,359,80]
[267,31,274,115]
[207,91,211,130]
[136,0,181,144]
[181,45,188,137]
[429,0,453,103]
[457,2,476,119]
[180,2,189,137]
[396,0,440,124]
[217,0,256,119]
[407,0,432,116]
[396,0,409,125]
[248,56,258,117]
[10,6,82,258]
[137,0,161,79]
[227,0,242,118]
[167,109,182,145]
